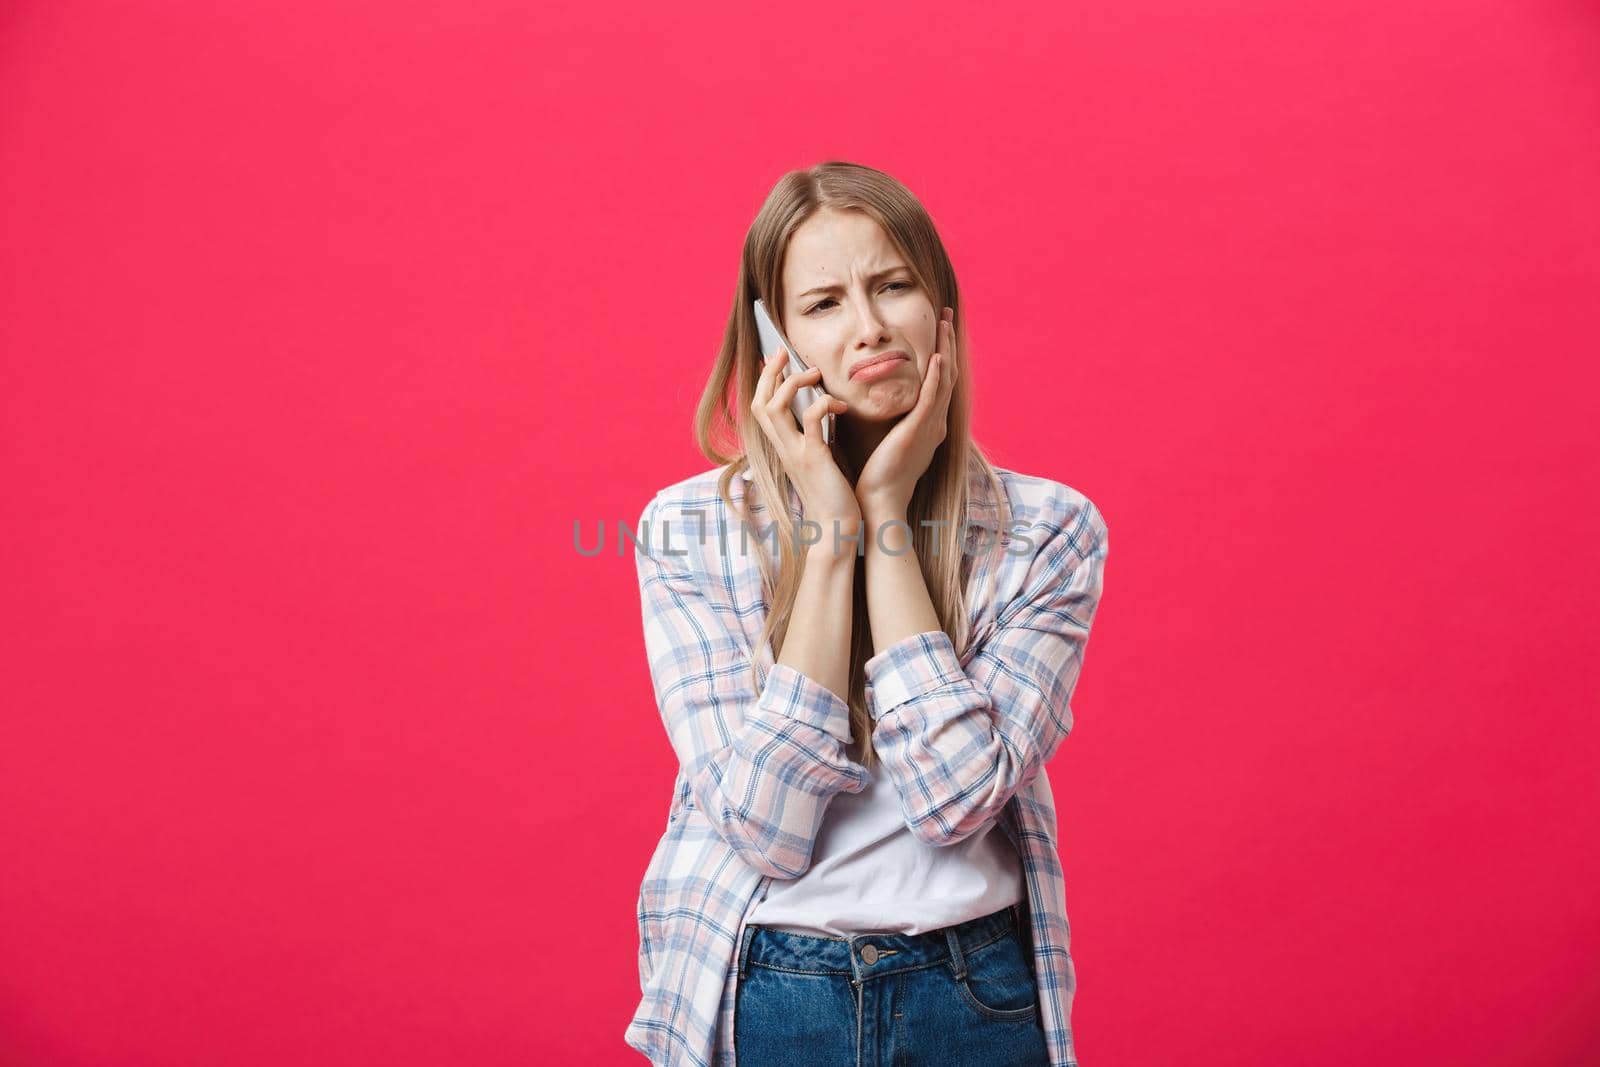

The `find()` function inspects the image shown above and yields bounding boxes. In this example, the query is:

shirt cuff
[863,629,967,720]
[758,663,855,743]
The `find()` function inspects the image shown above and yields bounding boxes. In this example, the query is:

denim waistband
[738,902,1028,984]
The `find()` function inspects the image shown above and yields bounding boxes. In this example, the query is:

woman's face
[779,208,939,424]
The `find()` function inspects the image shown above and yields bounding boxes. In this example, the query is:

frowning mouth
[849,351,909,380]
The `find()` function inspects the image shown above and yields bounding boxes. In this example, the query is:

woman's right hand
[750,348,860,558]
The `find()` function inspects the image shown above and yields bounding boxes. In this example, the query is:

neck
[840,419,890,480]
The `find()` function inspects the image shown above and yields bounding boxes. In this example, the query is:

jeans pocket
[735,962,856,1058]
[954,930,1039,1022]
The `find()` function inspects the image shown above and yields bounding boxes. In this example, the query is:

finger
[921,351,953,442]
[912,350,943,419]
[751,346,787,407]
[940,318,959,397]
[762,360,818,449]
[750,351,791,442]
[800,391,843,447]
[772,362,823,410]
[939,317,960,402]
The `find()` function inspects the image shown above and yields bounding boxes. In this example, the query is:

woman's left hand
[855,306,959,519]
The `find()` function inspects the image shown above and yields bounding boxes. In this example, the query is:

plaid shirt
[626,462,1110,1067]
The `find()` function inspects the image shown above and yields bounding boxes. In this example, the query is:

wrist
[859,494,907,527]
[862,509,908,542]
[803,533,865,568]
[863,512,914,558]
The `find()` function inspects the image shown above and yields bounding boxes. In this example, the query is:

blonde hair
[693,161,1015,770]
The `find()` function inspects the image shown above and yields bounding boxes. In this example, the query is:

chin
[851,398,915,423]
[852,382,919,416]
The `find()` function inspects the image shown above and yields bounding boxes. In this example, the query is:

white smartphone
[753,298,834,445]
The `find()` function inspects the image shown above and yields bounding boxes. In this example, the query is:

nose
[847,292,889,345]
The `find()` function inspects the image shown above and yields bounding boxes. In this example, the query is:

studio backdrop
[1,2,1596,1065]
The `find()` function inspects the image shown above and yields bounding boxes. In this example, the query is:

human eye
[804,280,911,316]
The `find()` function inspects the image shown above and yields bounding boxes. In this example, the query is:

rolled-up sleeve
[635,492,868,878]
[864,495,1109,846]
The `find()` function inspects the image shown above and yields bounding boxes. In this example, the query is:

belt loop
[945,926,968,981]
[737,923,759,981]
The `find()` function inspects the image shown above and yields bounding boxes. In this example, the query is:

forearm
[862,507,941,652]
[774,546,858,705]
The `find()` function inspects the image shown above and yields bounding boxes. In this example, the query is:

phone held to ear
[753,298,834,445]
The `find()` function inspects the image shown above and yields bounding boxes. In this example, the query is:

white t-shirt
[744,761,1025,936]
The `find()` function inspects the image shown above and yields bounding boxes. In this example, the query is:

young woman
[626,161,1110,1067]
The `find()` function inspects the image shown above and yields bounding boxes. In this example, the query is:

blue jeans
[733,902,1051,1066]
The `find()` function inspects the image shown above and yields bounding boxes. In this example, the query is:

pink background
[3,2,1598,1064]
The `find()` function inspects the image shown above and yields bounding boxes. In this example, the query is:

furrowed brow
[796,268,910,301]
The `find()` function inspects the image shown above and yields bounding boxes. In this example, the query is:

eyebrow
[795,267,911,302]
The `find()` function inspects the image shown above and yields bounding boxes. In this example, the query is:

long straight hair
[693,161,1015,770]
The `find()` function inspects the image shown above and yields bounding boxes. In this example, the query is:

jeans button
[860,944,879,965]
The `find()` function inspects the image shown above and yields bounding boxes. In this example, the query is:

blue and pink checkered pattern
[626,462,1109,1067]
